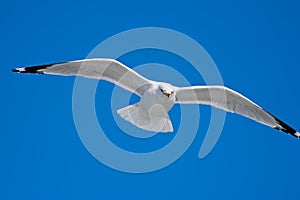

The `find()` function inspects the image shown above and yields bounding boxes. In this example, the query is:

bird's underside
[12,58,300,138]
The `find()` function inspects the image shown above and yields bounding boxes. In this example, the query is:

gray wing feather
[12,58,151,96]
[175,86,299,137]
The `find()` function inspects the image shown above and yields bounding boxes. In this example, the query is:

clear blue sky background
[1,0,300,199]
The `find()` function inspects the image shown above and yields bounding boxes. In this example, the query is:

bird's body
[12,58,300,138]
[118,82,175,132]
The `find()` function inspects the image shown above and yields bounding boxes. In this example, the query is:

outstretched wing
[175,85,300,138]
[12,58,152,96]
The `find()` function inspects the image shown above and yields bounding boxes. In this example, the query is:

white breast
[140,85,174,113]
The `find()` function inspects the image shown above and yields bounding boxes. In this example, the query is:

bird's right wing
[175,85,300,138]
[12,58,152,96]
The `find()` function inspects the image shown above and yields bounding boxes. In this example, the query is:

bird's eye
[160,88,164,93]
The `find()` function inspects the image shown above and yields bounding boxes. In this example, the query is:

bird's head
[159,85,175,99]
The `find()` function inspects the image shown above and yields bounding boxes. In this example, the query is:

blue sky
[1,0,300,199]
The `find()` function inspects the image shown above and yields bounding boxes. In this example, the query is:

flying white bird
[12,58,300,138]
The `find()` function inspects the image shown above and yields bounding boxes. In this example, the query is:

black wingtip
[11,63,58,74]
[274,117,299,139]
[263,109,299,139]
[11,68,19,72]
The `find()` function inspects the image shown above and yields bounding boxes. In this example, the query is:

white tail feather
[117,103,173,132]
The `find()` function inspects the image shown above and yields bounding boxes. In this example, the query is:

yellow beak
[165,92,171,98]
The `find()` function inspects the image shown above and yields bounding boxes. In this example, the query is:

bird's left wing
[175,85,300,138]
[12,58,152,96]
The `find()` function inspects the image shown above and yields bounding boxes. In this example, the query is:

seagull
[12,58,300,138]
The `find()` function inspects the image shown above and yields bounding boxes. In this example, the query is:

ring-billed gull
[12,58,300,138]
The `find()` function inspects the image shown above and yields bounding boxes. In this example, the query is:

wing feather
[12,58,152,96]
[175,86,299,138]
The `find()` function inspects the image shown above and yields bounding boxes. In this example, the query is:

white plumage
[12,58,300,138]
